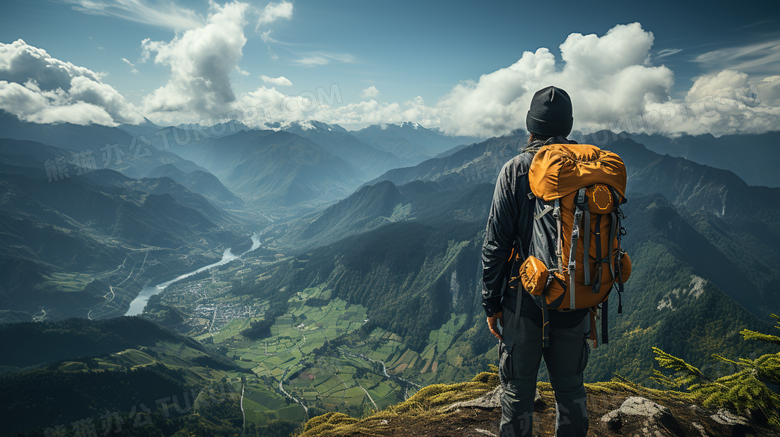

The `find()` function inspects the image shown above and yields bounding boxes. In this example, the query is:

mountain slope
[368,130,527,189]
[0,317,257,437]
[282,121,408,179]
[0,316,205,367]
[369,129,780,322]
[0,113,208,178]
[238,131,779,393]
[279,179,493,251]
[603,136,780,319]
[627,131,780,188]
[586,194,775,382]
[144,163,245,210]
[172,130,364,210]
[81,170,234,225]
[0,163,249,320]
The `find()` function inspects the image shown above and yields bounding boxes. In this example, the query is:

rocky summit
[297,373,775,437]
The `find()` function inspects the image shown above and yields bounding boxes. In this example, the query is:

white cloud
[361,86,379,98]
[291,52,356,67]
[366,22,675,137]
[656,48,682,58]
[0,80,120,125]
[260,30,279,61]
[260,75,292,86]
[634,70,780,136]
[7,19,776,138]
[694,39,780,75]
[141,1,249,123]
[63,0,203,30]
[257,1,293,26]
[293,55,328,66]
[758,75,780,106]
[309,22,780,138]
[260,30,279,44]
[313,97,443,130]
[239,85,305,125]
[0,39,104,89]
[236,66,250,76]
[0,39,142,125]
[687,70,754,100]
[122,58,139,74]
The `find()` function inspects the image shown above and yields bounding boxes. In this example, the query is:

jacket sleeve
[481,159,521,316]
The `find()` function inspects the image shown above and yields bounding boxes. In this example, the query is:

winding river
[124,233,262,316]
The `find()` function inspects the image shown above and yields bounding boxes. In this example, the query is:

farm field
[142,261,478,424]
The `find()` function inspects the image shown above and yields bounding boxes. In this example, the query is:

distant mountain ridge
[254,130,779,390]
[143,163,245,210]
[0,110,210,178]
[280,179,493,251]
[81,170,236,225]
[281,120,409,179]
[171,129,364,211]
[626,131,780,188]
[0,316,204,367]
[0,137,251,320]
[368,130,527,188]
[352,122,484,160]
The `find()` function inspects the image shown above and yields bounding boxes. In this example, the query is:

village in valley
[136,247,466,424]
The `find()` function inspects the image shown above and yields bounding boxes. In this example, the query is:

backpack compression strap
[568,188,587,309]
[581,203,591,286]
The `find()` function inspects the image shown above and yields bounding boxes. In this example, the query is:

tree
[652,314,780,430]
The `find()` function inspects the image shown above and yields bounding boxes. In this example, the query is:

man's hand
[487,311,504,341]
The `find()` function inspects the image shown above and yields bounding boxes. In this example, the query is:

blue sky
[0,0,778,137]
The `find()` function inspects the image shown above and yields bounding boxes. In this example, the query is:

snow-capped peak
[397,121,422,129]
[297,120,315,131]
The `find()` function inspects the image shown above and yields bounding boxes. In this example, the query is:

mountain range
[625,131,780,188]
[259,130,779,385]
[352,122,483,161]
[2,108,779,436]
[280,121,409,179]
[0,136,253,322]
[170,129,365,211]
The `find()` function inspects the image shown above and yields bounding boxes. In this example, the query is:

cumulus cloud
[140,1,248,123]
[63,0,203,30]
[0,81,118,125]
[10,18,777,138]
[260,75,292,86]
[309,23,780,138]
[0,39,142,125]
[633,70,780,137]
[354,22,675,137]
[361,86,379,98]
[239,23,674,135]
[0,40,104,89]
[313,96,443,129]
[257,1,293,26]
[236,66,250,76]
[238,85,333,126]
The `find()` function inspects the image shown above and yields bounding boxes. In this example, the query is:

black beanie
[526,86,573,137]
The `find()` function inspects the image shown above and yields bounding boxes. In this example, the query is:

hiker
[482,85,629,437]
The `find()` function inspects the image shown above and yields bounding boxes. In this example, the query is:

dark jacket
[481,136,587,326]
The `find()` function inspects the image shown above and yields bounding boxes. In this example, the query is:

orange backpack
[508,143,631,347]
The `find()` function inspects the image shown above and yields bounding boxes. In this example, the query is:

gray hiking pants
[498,309,590,437]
